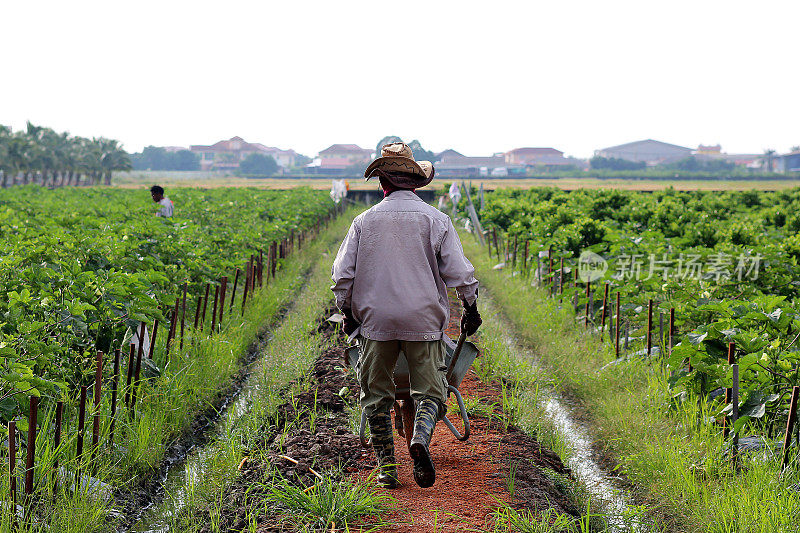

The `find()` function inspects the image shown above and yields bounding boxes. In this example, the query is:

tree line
[0,122,131,187]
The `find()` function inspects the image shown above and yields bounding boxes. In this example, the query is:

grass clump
[262,473,394,530]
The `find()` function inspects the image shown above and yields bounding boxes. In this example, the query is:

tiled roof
[319,144,371,155]
[507,147,563,156]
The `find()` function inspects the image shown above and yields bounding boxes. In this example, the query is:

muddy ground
[184,297,579,532]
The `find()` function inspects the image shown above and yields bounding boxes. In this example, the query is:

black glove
[342,308,360,336]
[461,299,482,336]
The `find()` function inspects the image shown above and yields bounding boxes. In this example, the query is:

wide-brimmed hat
[364,142,435,188]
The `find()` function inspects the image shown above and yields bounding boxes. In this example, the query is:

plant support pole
[782,386,799,471]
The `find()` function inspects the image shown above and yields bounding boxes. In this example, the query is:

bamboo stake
[668,308,675,357]
[201,283,211,331]
[599,284,609,342]
[210,284,220,333]
[109,350,120,445]
[193,295,203,330]
[732,364,740,469]
[615,292,621,358]
[230,268,240,311]
[76,386,88,469]
[148,319,159,359]
[781,386,799,471]
[242,259,252,316]
[124,343,135,406]
[91,350,103,453]
[646,299,653,357]
[179,282,188,350]
[219,276,228,324]
[548,248,554,297]
[9,421,16,512]
[24,396,38,497]
[584,281,591,326]
[724,342,736,439]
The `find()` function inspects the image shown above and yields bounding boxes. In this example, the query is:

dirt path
[187,297,577,531]
[357,295,576,531]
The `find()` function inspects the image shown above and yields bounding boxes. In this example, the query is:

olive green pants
[357,337,447,417]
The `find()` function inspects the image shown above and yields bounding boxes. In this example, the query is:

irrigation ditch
[132,282,641,532]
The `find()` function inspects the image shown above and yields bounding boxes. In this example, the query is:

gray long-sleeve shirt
[331,190,478,342]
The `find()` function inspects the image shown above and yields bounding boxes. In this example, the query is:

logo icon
[578,250,607,282]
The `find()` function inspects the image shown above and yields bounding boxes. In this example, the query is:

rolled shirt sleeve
[437,218,479,305]
[331,218,360,310]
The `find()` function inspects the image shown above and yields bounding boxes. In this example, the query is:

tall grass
[462,235,800,532]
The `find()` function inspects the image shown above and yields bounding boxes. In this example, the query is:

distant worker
[150,185,173,217]
[331,142,481,489]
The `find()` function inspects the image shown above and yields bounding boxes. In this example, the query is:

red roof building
[505,147,564,165]
[316,144,373,168]
[190,136,298,171]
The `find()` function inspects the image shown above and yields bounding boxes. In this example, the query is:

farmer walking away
[150,185,174,217]
[331,142,482,488]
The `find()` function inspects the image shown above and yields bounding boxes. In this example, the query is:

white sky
[2,0,798,158]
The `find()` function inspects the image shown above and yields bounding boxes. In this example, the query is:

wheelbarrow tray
[345,334,478,400]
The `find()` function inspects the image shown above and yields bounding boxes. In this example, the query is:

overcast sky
[2,0,798,158]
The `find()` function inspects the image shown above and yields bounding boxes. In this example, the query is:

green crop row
[0,186,333,429]
[454,186,800,454]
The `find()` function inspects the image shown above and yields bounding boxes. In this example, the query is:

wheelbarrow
[345,330,479,451]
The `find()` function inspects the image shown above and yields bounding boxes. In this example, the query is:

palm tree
[97,138,132,185]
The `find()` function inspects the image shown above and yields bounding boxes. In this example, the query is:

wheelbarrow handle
[443,384,470,441]
[445,329,468,383]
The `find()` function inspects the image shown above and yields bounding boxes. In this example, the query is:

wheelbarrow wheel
[399,399,416,451]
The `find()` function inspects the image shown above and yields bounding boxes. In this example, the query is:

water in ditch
[123,358,262,533]
[494,323,651,532]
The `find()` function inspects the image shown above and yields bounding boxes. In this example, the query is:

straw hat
[364,142,435,188]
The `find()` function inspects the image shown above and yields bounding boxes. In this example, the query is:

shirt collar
[382,190,421,202]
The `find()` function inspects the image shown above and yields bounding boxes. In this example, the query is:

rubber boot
[367,412,398,488]
[409,398,440,488]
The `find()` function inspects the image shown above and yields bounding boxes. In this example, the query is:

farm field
[458,186,800,531]
[3,183,800,532]
[0,186,345,530]
[113,171,800,192]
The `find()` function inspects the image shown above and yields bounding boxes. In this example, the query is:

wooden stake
[210,284,220,333]
[230,268,240,311]
[646,299,653,357]
[724,342,736,438]
[201,282,211,331]
[179,282,188,350]
[668,308,675,357]
[781,386,799,471]
[109,349,120,446]
[124,343,135,406]
[615,292,621,358]
[91,350,103,453]
[193,295,203,330]
[219,276,228,324]
[584,281,591,326]
[600,283,609,341]
[165,298,179,359]
[148,319,159,360]
[9,421,16,511]
[732,364,740,469]
[559,258,564,296]
[76,386,88,467]
[24,396,38,496]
